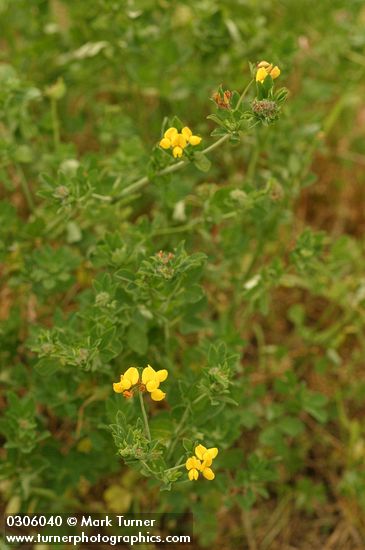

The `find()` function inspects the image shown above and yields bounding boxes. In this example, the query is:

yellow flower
[159,137,171,149]
[171,133,187,148]
[181,126,202,146]
[181,126,192,139]
[270,65,280,79]
[164,127,178,140]
[188,135,202,146]
[195,444,218,461]
[257,60,272,69]
[113,367,139,393]
[256,67,269,83]
[186,456,201,481]
[186,444,218,481]
[159,127,178,150]
[256,61,281,83]
[173,146,183,158]
[141,364,168,401]
[159,125,202,157]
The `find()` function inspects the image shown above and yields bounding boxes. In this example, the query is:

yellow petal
[186,456,200,470]
[113,382,124,393]
[146,379,159,392]
[204,447,219,460]
[188,468,199,481]
[156,369,168,382]
[257,60,270,68]
[142,365,156,384]
[164,127,178,140]
[189,135,202,146]
[181,126,192,139]
[120,378,132,390]
[159,138,171,149]
[270,66,280,79]
[186,457,194,470]
[151,389,166,401]
[173,146,183,158]
[172,133,187,148]
[124,367,139,386]
[200,457,212,469]
[195,444,207,460]
[256,67,268,83]
[202,467,215,480]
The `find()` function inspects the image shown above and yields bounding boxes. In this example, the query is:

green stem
[153,218,203,236]
[236,79,254,110]
[164,463,186,473]
[166,393,206,460]
[138,392,151,441]
[111,80,254,204]
[16,164,34,210]
[141,460,155,475]
[51,98,60,149]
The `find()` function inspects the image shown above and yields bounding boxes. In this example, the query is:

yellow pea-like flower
[195,444,219,461]
[146,379,159,392]
[186,456,201,470]
[188,469,199,481]
[270,65,280,79]
[186,456,201,481]
[171,133,187,148]
[113,366,139,394]
[256,67,268,83]
[202,467,215,480]
[113,381,124,393]
[173,146,183,158]
[186,444,219,481]
[189,135,202,146]
[256,61,281,83]
[181,126,192,139]
[151,388,166,401]
[124,367,139,385]
[159,137,171,149]
[164,127,178,140]
[141,365,168,401]
[158,124,202,158]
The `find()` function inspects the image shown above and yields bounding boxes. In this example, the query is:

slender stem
[51,98,60,149]
[138,391,151,441]
[153,218,203,236]
[166,393,206,460]
[236,79,254,109]
[141,460,155,475]
[164,463,186,473]
[111,79,254,204]
[242,508,257,550]
[16,164,34,210]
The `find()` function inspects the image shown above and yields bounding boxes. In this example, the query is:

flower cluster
[186,444,218,481]
[159,126,202,158]
[113,365,168,401]
[212,89,232,109]
[256,60,280,83]
[252,98,279,122]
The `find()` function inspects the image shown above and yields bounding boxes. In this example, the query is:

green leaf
[278,416,305,437]
[126,324,148,355]
[193,152,211,173]
[210,127,228,137]
[182,438,194,452]
[34,358,60,377]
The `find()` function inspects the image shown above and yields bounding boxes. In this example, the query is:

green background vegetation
[1,1,365,548]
